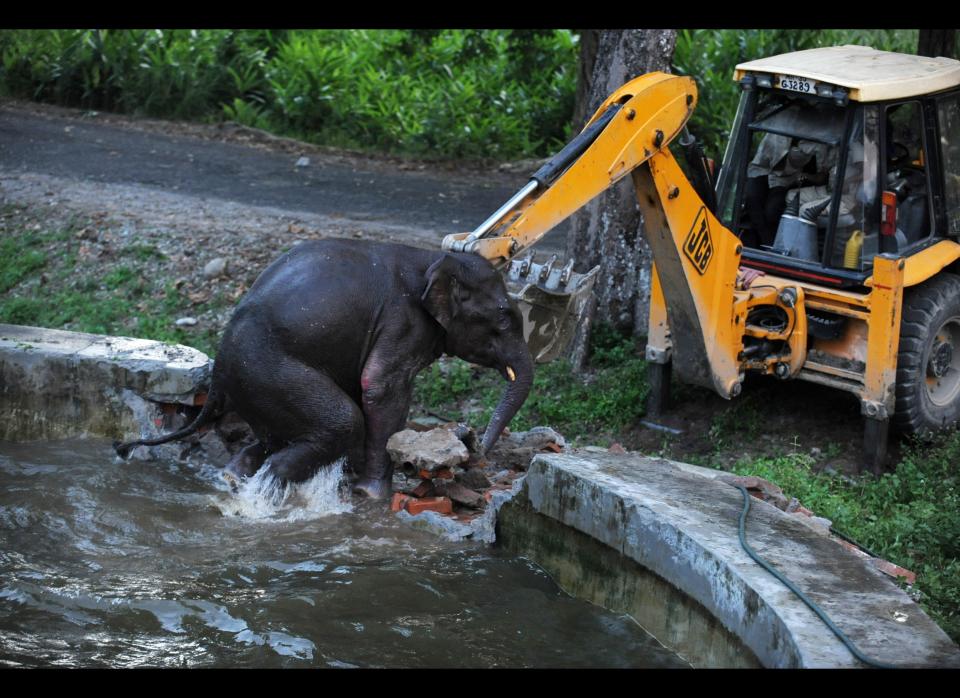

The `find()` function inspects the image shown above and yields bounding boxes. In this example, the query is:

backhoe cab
[443,46,960,472]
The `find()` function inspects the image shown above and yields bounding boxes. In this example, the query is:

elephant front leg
[353,371,414,500]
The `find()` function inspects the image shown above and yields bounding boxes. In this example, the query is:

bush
[0,29,578,160]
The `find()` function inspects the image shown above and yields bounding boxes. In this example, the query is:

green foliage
[731,432,960,643]
[0,29,578,159]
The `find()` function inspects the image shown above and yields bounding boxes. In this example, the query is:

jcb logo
[684,207,713,275]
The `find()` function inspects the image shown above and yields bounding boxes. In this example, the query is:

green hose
[735,485,898,669]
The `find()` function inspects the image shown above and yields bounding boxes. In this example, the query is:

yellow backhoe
[442,45,960,472]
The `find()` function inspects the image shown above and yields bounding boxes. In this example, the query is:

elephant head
[421,253,534,453]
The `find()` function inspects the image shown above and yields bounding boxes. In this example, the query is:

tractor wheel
[894,273,960,436]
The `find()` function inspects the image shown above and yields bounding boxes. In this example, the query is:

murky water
[0,438,689,668]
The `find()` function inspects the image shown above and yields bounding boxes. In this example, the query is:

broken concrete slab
[435,480,486,509]
[483,426,565,471]
[457,468,492,491]
[0,323,210,441]
[386,428,470,474]
[500,451,960,669]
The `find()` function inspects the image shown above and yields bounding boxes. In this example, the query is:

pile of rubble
[385,421,564,541]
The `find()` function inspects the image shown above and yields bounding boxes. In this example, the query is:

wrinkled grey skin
[115,239,533,499]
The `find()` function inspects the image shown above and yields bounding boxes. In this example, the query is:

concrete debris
[483,426,566,471]
[435,480,486,509]
[202,257,228,279]
[295,156,310,168]
[193,428,232,467]
[406,417,446,431]
[396,477,524,544]
[790,511,833,537]
[389,423,558,543]
[457,468,491,491]
[175,317,198,327]
[387,428,470,474]
[718,473,790,511]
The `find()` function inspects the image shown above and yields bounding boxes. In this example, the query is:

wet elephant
[115,239,533,499]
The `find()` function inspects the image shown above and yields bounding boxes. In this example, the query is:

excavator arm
[442,72,757,397]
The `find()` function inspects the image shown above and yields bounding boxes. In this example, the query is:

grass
[0,208,227,356]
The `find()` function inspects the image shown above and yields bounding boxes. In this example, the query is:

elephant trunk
[480,349,534,455]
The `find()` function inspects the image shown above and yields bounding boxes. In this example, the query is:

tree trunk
[918,29,957,59]
[566,29,677,370]
[572,30,601,131]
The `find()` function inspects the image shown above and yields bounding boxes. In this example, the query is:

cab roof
[734,45,960,102]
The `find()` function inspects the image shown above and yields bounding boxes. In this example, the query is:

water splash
[214,459,353,521]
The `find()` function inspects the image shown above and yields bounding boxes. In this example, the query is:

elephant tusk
[506,365,516,382]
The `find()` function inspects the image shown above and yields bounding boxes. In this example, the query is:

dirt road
[0,99,568,255]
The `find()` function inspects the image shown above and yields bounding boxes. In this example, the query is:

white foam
[214,458,353,521]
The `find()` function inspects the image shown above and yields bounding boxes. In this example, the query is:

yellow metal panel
[863,255,906,415]
[641,151,743,397]
[891,240,960,288]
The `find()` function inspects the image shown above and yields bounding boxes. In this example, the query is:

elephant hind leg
[224,441,270,480]
[265,439,346,483]
[228,358,365,482]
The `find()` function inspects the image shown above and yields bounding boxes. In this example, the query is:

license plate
[775,74,817,94]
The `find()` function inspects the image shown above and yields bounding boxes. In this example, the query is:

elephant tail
[113,381,227,460]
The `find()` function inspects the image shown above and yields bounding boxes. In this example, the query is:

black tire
[894,272,960,435]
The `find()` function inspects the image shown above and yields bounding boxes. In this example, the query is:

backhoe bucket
[503,255,600,364]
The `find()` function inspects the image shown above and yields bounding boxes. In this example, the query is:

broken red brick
[418,467,455,480]
[390,493,411,512]
[409,480,435,499]
[543,442,564,453]
[871,559,917,585]
[607,442,627,454]
[405,497,453,516]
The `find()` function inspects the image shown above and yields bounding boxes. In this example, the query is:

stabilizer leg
[862,417,889,476]
[646,359,672,419]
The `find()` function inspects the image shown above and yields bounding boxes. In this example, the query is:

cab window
[880,101,933,251]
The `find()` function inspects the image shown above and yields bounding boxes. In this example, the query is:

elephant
[115,238,534,499]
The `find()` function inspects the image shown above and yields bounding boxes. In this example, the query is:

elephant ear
[421,255,464,330]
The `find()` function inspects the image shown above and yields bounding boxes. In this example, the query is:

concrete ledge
[507,451,960,668]
[0,324,210,441]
